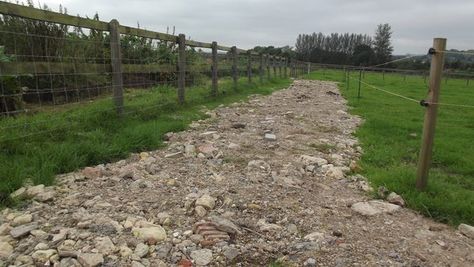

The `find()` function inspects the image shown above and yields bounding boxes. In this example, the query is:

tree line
[294,23,394,66]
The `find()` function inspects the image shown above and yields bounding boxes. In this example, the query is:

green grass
[0,76,291,204]
[305,69,474,225]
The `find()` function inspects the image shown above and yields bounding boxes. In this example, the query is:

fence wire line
[348,76,420,103]
[441,50,474,56]
[363,54,426,69]
[348,76,474,109]
[0,72,280,131]
[426,101,474,109]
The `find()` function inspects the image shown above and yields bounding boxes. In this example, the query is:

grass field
[0,77,291,205]
[306,69,474,225]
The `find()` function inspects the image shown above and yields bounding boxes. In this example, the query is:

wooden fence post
[292,60,296,78]
[284,58,288,78]
[416,38,447,190]
[273,56,277,77]
[357,69,362,99]
[266,55,271,80]
[278,58,282,78]
[307,62,311,75]
[177,34,186,104]
[109,19,124,115]
[259,53,264,83]
[346,70,350,90]
[247,51,252,83]
[231,46,238,90]
[211,41,218,97]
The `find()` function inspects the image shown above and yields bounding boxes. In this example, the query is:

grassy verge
[305,69,473,225]
[0,77,291,204]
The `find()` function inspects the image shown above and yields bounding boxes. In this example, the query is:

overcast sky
[38,0,474,54]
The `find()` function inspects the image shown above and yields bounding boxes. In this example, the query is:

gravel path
[1,80,473,267]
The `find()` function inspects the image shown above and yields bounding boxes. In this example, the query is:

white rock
[15,255,34,266]
[10,187,27,199]
[0,241,13,259]
[131,261,145,267]
[190,249,213,266]
[34,190,56,202]
[222,246,239,261]
[304,232,325,242]
[34,242,49,250]
[325,166,344,179]
[134,243,149,258]
[257,219,282,232]
[209,216,241,234]
[300,155,328,166]
[228,143,240,150]
[52,229,68,244]
[132,226,167,243]
[0,223,11,235]
[164,152,183,158]
[77,253,104,267]
[387,192,405,207]
[31,249,57,263]
[95,236,116,255]
[26,184,45,197]
[11,214,32,226]
[196,194,216,210]
[119,245,133,258]
[184,144,196,156]
[247,160,271,173]
[59,258,81,267]
[304,258,317,267]
[458,224,474,239]
[195,206,207,217]
[264,133,277,141]
[10,222,38,238]
[351,200,401,216]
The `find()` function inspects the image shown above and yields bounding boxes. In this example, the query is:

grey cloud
[45,0,474,54]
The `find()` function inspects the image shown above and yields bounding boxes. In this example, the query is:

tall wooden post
[247,51,252,83]
[284,58,288,78]
[266,55,271,80]
[277,58,281,78]
[273,56,277,77]
[259,53,264,83]
[307,62,311,74]
[177,34,186,104]
[291,60,296,78]
[416,38,447,190]
[357,69,362,99]
[211,41,218,97]
[109,19,124,115]
[231,46,238,90]
[346,70,350,90]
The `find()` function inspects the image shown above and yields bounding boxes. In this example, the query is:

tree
[352,44,375,66]
[373,23,393,64]
[294,32,372,64]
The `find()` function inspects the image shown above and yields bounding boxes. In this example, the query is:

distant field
[306,69,474,225]
[0,77,291,205]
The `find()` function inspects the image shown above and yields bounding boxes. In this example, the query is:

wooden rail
[0,62,213,75]
[0,1,305,114]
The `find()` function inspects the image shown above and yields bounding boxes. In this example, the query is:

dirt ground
[1,80,473,267]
